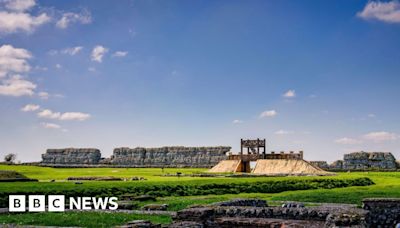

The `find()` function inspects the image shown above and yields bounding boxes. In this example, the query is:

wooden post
[240,139,243,160]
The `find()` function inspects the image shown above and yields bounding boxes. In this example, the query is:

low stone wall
[363,198,400,226]
[110,146,230,168]
[41,148,101,164]
[167,198,400,227]
[211,199,268,207]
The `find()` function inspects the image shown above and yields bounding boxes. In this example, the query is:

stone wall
[41,148,101,164]
[311,151,398,171]
[110,146,230,168]
[309,161,329,169]
[166,198,400,227]
[171,199,368,227]
[342,152,397,170]
[363,198,400,226]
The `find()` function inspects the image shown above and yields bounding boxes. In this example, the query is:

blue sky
[1,0,400,162]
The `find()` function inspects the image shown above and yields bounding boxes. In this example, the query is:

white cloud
[91,45,108,63]
[0,11,50,34]
[61,46,83,56]
[38,91,49,99]
[357,1,400,23]
[34,65,47,71]
[59,112,90,121]
[0,75,36,96]
[55,64,62,69]
[232,119,243,124]
[41,122,61,129]
[112,51,128,57]
[259,109,277,118]
[363,131,398,142]
[368,113,376,118]
[56,10,92,29]
[0,45,32,78]
[335,137,362,145]
[275,130,294,135]
[21,104,40,112]
[88,67,96,72]
[47,49,58,56]
[283,90,296,98]
[37,109,90,121]
[4,0,36,12]
[37,109,61,119]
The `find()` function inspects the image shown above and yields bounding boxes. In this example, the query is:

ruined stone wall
[309,161,329,169]
[168,198,400,227]
[313,152,398,171]
[110,146,230,168]
[363,198,400,226]
[342,152,397,170]
[41,148,101,164]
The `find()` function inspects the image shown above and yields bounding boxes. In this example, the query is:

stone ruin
[309,161,329,170]
[40,146,399,171]
[123,198,400,227]
[41,148,101,164]
[311,151,399,171]
[41,146,230,168]
[110,147,230,167]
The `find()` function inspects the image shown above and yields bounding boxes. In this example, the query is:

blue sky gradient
[1,0,400,162]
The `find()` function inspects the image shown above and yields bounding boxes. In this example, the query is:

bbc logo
[9,195,65,212]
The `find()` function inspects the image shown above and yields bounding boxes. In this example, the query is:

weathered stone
[363,198,400,226]
[309,161,329,170]
[67,176,123,181]
[325,211,367,227]
[342,152,397,170]
[111,146,230,168]
[120,220,161,228]
[329,160,344,169]
[168,221,204,228]
[214,217,326,228]
[41,148,101,164]
[327,152,398,170]
[281,202,304,208]
[118,201,139,210]
[131,177,146,181]
[142,204,168,211]
[212,199,267,207]
[171,199,400,227]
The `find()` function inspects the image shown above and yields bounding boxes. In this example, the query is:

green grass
[1,165,400,227]
[0,164,208,181]
[0,212,172,228]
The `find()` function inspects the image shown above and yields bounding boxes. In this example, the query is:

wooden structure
[226,138,304,172]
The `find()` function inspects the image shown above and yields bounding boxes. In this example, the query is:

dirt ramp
[209,160,241,173]
[253,159,334,176]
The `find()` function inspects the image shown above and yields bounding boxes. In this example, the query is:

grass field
[0,212,172,227]
[0,165,400,227]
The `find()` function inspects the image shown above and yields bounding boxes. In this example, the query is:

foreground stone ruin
[121,198,400,227]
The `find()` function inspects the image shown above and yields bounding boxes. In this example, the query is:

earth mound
[253,159,334,176]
